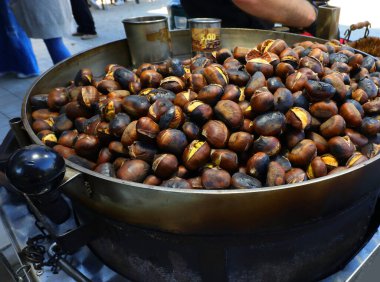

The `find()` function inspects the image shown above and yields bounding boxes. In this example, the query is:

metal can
[122,16,172,67]
[188,18,222,55]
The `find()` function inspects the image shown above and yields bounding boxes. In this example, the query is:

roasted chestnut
[320,115,346,139]
[32,119,53,133]
[250,88,274,113]
[320,154,339,171]
[253,136,281,156]
[47,87,69,110]
[77,86,100,108]
[157,129,188,155]
[309,100,338,120]
[58,129,79,148]
[182,122,200,141]
[228,131,253,153]
[285,107,311,131]
[136,116,160,142]
[184,100,213,125]
[273,87,293,113]
[182,140,211,171]
[139,69,163,88]
[94,162,116,177]
[198,84,224,106]
[117,159,150,183]
[210,149,239,172]
[32,109,59,120]
[203,64,229,87]
[122,95,150,118]
[143,175,162,186]
[253,111,286,136]
[266,161,286,186]
[121,120,138,147]
[128,141,157,163]
[161,177,192,189]
[285,168,307,184]
[244,71,266,99]
[306,156,327,179]
[152,154,178,179]
[201,168,231,189]
[160,76,186,93]
[109,113,131,137]
[328,135,355,160]
[173,90,198,108]
[288,139,317,167]
[231,172,262,189]
[202,120,229,148]
[74,133,100,160]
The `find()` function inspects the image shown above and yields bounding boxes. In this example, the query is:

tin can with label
[122,16,172,67]
[188,18,222,55]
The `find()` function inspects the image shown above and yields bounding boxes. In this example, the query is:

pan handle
[344,21,371,41]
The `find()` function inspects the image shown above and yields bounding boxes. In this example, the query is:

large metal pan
[21,29,380,234]
[19,28,380,281]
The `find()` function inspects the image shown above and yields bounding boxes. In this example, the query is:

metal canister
[122,16,172,67]
[316,5,341,40]
[188,18,222,55]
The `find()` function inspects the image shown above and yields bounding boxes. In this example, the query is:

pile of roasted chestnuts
[30,38,380,189]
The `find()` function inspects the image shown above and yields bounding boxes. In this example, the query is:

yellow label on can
[191,28,221,52]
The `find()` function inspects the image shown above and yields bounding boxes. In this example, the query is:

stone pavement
[1,0,380,142]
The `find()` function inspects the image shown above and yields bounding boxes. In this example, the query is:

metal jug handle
[344,21,371,41]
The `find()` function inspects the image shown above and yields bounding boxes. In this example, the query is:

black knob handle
[6,145,70,224]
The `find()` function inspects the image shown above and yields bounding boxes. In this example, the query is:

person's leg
[43,38,71,64]
[71,0,97,35]
[0,0,39,76]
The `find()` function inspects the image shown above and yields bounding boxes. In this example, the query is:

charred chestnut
[184,100,213,125]
[198,84,224,106]
[161,177,192,189]
[231,172,262,189]
[156,129,188,155]
[122,95,150,118]
[201,168,231,189]
[253,136,281,156]
[253,111,286,136]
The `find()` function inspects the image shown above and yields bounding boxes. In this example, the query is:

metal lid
[122,16,168,25]
[188,18,221,24]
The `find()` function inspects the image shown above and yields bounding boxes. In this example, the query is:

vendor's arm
[232,0,317,28]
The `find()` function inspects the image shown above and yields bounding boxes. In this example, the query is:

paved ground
[0,0,379,143]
